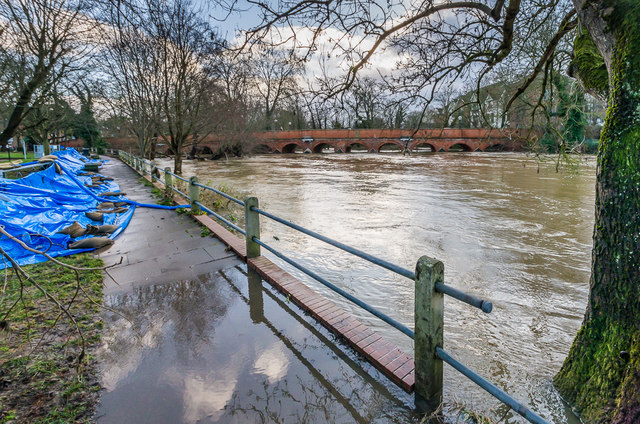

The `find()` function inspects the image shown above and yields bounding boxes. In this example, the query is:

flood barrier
[119,150,548,424]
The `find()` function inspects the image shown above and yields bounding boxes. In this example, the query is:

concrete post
[189,176,200,213]
[164,167,172,197]
[414,255,444,413]
[244,197,261,258]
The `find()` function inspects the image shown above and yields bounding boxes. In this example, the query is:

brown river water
[152,152,595,423]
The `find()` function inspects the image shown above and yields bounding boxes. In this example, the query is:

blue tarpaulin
[0,149,134,269]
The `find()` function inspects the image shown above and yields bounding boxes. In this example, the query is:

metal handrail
[169,185,189,199]
[195,201,246,235]
[253,236,415,338]
[436,348,547,424]
[252,206,492,313]
[253,206,414,278]
[119,150,546,424]
[194,182,245,206]
[166,170,189,183]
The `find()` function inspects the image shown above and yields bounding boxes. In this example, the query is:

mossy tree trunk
[555,1,640,422]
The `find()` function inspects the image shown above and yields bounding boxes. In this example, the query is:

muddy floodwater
[131,153,594,423]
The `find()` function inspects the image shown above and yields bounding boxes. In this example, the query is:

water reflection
[97,265,418,423]
[156,153,595,423]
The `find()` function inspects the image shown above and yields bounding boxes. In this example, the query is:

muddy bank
[0,254,104,423]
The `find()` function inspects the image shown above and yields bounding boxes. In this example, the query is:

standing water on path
[157,153,595,423]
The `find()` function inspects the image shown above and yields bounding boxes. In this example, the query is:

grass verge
[149,175,246,235]
[0,152,35,162]
[0,254,104,423]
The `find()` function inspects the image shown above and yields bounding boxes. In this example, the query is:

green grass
[0,151,35,162]
[0,254,104,423]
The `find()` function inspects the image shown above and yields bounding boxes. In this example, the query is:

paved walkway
[94,158,417,424]
[97,159,240,295]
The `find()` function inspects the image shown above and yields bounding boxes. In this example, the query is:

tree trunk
[0,76,45,147]
[173,150,183,175]
[554,3,640,422]
[43,138,51,156]
[149,139,156,160]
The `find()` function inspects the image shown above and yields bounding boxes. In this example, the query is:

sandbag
[68,237,114,249]
[37,155,59,163]
[85,211,104,222]
[101,207,128,214]
[0,159,21,169]
[86,224,118,235]
[92,175,113,182]
[97,202,115,209]
[100,191,126,197]
[54,162,62,175]
[114,202,128,207]
[56,221,86,238]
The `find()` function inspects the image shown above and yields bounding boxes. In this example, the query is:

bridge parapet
[105,128,524,156]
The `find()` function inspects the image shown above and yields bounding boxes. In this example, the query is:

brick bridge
[227,128,521,154]
[102,128,524,155]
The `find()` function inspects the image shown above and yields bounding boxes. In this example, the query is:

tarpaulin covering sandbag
[0,149,134,269]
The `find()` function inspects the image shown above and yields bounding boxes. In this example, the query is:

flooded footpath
[95,158,421,423]
[154,153,596,423]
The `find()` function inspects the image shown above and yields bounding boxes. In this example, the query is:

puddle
[96,265,418,423]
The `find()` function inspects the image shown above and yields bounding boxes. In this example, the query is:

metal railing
[117,150,548,424]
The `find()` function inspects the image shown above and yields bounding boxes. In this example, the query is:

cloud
[232,25,412,84]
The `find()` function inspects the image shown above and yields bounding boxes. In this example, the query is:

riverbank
[0,254,104,423]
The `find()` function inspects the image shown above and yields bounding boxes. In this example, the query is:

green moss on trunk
[555,1,640,422]
[570,26,609,99]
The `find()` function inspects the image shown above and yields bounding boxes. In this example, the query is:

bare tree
[248,43,303,130]
[100,2,161,159]
[151,0,223,173]
[0,0,95,147]
[342,77,386,128]
[100,0,224,172]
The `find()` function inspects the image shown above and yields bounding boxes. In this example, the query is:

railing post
[164,167,172,196]
[189,176,200,213]
[244,197,261,258]
[414,256,444,414]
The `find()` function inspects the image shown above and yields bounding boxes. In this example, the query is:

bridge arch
[252,144,273,154]
[281,143,304,153]
[377,142,403,153]
[485,143,506,152]
[448,143,472,152]
[312,143,334,153]
[412,142,436,153]
[345,142,367,153]
[201,146,214,155]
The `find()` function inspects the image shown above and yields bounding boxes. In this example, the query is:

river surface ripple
[157,152,595,423]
